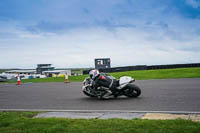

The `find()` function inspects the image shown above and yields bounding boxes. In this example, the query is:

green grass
[0,112,200,133]
[110,67,200,80]
[2,67,200,83]
[21,75,88,83]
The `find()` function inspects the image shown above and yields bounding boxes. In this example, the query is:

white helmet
[89,69,100,79]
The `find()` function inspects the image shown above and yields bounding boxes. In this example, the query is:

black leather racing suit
[92,73,118,94]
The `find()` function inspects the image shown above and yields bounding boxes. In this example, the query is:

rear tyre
[124,84,141,98]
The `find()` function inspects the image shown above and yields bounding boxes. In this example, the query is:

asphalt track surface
[0,78,200,112]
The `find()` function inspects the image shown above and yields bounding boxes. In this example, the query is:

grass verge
[2,67,200,83]
[110,67,200,80]
[0,112,200,133]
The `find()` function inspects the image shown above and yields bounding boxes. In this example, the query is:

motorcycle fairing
[119,76,134,85]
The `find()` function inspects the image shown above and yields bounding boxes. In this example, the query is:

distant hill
[0,69,10,73]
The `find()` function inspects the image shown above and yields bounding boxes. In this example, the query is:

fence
[83,63,200,74]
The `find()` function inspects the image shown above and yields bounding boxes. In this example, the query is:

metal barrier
[83,63,200,74]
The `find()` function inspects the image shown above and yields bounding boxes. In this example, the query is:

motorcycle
[82,75,141,99]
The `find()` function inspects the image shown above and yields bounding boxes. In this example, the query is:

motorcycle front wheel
[83,86,97,97]
[124,84,141,98]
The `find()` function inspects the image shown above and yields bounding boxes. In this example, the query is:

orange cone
[65,73,69,83]
[17,74,21,85]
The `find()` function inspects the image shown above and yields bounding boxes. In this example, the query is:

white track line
[0,109,200,114]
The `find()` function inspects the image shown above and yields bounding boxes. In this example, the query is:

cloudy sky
[0,0,200,68]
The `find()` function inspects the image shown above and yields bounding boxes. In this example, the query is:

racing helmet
[89,69,100,79]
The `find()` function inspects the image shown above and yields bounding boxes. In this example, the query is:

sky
[0,0,200,69]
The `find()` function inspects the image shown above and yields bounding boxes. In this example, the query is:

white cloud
[185,0,200,8]
[0,26,200,69]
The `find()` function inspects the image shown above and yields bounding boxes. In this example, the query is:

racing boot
[102,90,112,99]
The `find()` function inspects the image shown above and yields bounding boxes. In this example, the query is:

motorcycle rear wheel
[124,84,141,98]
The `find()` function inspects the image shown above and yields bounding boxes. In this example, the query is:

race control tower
[95,58,111,69]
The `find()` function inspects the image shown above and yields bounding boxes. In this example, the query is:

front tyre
[124,84,141,98]
[82,86,97,97]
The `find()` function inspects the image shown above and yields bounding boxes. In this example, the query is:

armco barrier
[83,63,200,74]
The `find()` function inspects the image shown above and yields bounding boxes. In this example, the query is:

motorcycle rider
[89,69,117,99]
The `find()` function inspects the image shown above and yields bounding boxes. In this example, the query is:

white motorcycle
[82,75,141,99]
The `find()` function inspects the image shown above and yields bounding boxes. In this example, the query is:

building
[2,64,72,78]
[36,64,55,74]
[43,70,71,77]
[5,70,36,75]
[95,58,111,69]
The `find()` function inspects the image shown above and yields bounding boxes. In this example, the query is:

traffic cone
[65,73,69,83]
[17,74,21,85]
